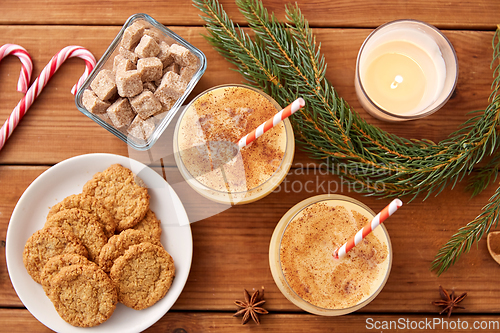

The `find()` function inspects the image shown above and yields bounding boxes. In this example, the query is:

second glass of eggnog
[269,194,392,315]
[173,84,295,205]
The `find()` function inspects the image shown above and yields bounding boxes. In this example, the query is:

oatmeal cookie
[98,229,162,272]
[110,242,175,310]
[47,193,117,238]
[40,253,97,295]
[132,209,162,241]
[48,264,117,327]
[83,164,150,231]
[45,208,107,262]
[23,227,88,284]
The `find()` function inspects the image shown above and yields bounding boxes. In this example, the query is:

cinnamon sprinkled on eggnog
[280,200,389,309]
[175,85,293,204]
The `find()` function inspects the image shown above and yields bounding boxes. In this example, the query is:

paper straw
[0,46,96,151]
[238,97,305,149]
[333,198,403,259]
[0,44,33,93]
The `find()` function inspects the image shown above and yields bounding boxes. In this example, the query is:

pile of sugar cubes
[82,20,199,141]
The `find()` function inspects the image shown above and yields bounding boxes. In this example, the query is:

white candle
[355,20,458,121]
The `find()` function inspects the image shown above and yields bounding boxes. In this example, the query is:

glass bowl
[75,13,207,150]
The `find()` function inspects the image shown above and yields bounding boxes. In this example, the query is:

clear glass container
[269,194,392,315]
[354,19,458,121]
[173,84,295,205]
[75,13,207,150]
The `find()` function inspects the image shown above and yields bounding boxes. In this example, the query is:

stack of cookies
[22,164,175,327]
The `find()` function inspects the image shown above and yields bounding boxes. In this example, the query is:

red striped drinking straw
[238,97,305,149]
[333,198,403,260]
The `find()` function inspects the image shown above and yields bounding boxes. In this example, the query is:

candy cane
[0,44,33,93]
[0,46,96,151]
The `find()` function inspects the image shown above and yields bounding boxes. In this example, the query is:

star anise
[233,287,269,325]
[432,285,467,317]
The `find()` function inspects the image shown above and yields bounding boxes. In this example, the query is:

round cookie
[98,229,162,272]
[82,164,150,231]
[47,193,117,238]
[110,242,175,310]
[132,209,162,241]
[48,264,117,327]
[23,227,88,284]
[40,253,97,295]
[45,208,107,262]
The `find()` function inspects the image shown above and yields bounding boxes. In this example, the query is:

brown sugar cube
[143,81,157,93]
[154,71,187,105]
[169,43,197,67]
[137,57,163,82]
[113,55,136,73]
[179,64,198,82]
[82,89,110,114]
[154,65,179,86]
[135,35,160,58]
[127,116,155,140]
[143,28,162,43]
[127,116,145,139]
[107,98,135,128]
[90,69,117,101]
[121,21,145,50]
[142,117,155,139]
[165,63,181,75]
[152,105,171,124]
[99,113,114,126]
[157,42,174,68]
[116,70,143,98]
[119,46,138,64]
[129,90,162,119]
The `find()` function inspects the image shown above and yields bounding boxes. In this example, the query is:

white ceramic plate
[6,153,192,332]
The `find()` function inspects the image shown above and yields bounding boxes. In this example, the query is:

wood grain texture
[1,309,500,332]
[0,26,495,165]
[0,1,499,330]
[0,0,498,29]
[1,165,499,313]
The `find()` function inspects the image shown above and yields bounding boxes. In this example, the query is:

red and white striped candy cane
[238,97,305,149]
[0,44,33,93]
[334,198,403,260]
[0,46,96,151]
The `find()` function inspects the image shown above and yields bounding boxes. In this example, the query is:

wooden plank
[1,309,500,332]
[1,165,499,313]
[0,0,498,30]
[0,26,495,165]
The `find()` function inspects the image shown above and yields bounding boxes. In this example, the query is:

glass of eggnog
[269,194,392,315]
[173,84,295,205]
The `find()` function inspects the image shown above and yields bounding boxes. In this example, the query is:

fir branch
[431,26,500,275]
[466,154,500,197]
[193,0,500,272]
[432,184,500,275]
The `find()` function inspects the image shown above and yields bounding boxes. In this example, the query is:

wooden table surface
[1,1,500,332]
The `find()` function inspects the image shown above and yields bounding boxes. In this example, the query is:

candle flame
[390,75,404,89]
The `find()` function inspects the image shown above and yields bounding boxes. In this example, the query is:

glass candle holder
[354,19,458,121]
[269,194,392,315]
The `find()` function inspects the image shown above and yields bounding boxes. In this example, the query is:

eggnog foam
[177,86,286,193]
[280,201,389,309]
